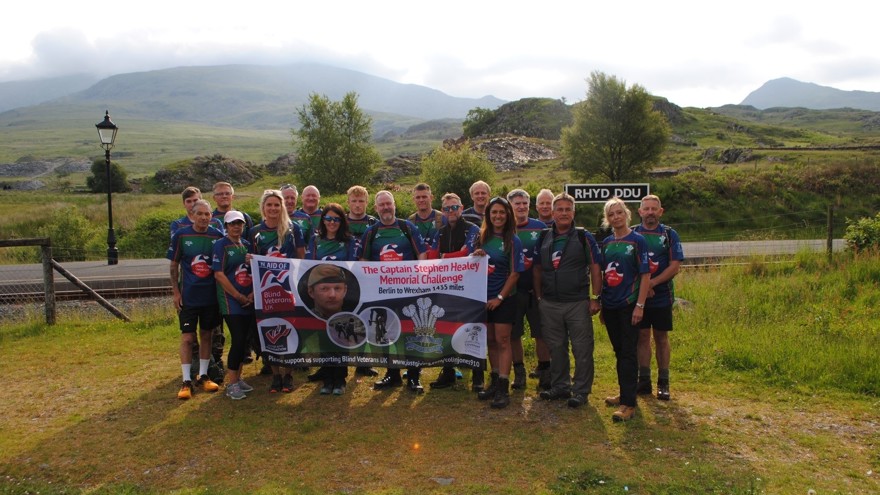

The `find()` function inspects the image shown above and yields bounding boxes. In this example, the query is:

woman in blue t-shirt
[306,203,360,395]
[599,197,650,423]
[471,197,525,409]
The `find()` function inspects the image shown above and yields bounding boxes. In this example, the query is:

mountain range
[740,77,880,111]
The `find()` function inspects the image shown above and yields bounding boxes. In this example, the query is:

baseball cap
[224,210,246,224]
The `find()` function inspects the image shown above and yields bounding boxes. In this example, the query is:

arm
[215,271,251,307]
[486,272,519,311]
[532,264,543,300]
[648,260,681,289]
[632,272,651,325]
[170,261,182,311]
[589,262,602,315]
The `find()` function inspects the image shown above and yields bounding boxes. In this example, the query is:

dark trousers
[602,304,639,407]
[224,314,256,371]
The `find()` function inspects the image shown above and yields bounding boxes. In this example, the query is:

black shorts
[179,305,221,334]
[487,296,517,325]
[637,305,673,331]
[512,290,542,339]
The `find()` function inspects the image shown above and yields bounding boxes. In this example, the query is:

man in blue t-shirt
[168,200,224,400]
[361,190,428,393]
[633,194,684,401]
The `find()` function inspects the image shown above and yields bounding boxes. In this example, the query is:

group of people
[167,179,683,422]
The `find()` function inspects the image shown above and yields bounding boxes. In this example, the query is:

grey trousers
[539,298,595,396]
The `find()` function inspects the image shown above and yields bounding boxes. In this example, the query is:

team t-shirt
[633,223,685,307]
[600,230,650,309]
[211,236,253,315]
[167,225,224,307]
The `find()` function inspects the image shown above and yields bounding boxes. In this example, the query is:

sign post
[564,183,650,203]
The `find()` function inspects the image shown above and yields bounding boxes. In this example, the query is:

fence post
[41,240,56,325]
[826,205,834,263]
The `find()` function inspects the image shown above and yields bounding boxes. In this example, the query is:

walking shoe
[612,405,636,422]
[282,374,294,393]
[529,366,540,379]
[226,382,246,400]
[332,379,346,396]
[511,363,527,390]
[407,368,424,394]
[430,366,456,389]
[604,395,621,407]
[568,393,587,408]
[455,368,463,379]
[537,368,551,391]
[657,380,671,401]
[374,371,403,390]
[636,378,653,395]
[355,367,379,377]
[237,379,254,393]
[270,374,283,393]
[539,388,572,401]
[197,375,220,393]
[320,379,333,395]
[259,363,273,375]
[478,373,499,401]
[471,370,485,393]
[177,380,193,400]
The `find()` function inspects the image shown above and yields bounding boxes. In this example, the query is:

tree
[420,143,495,205]
[294,92,381,193]
[462,107,495,138]
[561,71,670,182]
[87,158,131,193]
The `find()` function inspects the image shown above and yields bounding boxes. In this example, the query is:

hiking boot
[430,366,456,389]
[539,388,571,401]
[568,393,587,408]
[406,368,424,394]
[259,363,273,376]
[282,374,294,393]
[537,368,551,391]
[471,370,485,393]
[604,395,621,407]
[478,373,499,400]
[237,379,254,393]
[355,367,379,377]
[226,382,246,400]
[177,380,193,400]
[612,405,636,422]
[374,370,403,390]
[511,363,527,390]
[529,366,540,379]
[197,375,220,393]
[657,379,670,401]
[270,374,283,393]
[636,378,653,395]
[490,377,510,409]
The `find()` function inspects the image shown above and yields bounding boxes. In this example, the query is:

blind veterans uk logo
[250,256,490,371]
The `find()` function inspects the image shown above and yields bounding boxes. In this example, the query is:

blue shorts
[178,305,221,334]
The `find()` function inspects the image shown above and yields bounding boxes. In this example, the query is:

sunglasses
[323,216,342,223]
[442,205,462,212]
[280,184,298,192]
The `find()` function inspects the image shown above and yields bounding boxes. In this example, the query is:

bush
[118,211,178,259]
[87,158,132,193]
[38,207,99,262]
[420,144,495,207]
[844,212,880,252]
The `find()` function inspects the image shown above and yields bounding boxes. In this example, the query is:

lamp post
[95,110,119,265]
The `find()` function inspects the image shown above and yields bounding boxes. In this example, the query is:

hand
[631,306,644,325]
[589,299,601,316]
[472,249,486,257]
[172,292,182,312]
[486,298,501,311]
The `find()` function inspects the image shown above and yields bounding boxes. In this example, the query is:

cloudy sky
[2,1,877,108]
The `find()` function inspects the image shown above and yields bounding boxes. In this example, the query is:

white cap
[224,210,245,224]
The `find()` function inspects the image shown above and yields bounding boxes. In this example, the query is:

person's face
[441,199,462,224]
[225,220,245,239]
[510,196,530,223]
[192,204,212,230]
[638,199,663,228]
[552,200,575,230]
[375,194,396,224]
[302,187,320,211]
[213,187,233,209]
[348,194,367,217]
[183,194,201,214]
[262,196,283,221]
[536,195,553,219]
[309,282,347,315]
[413,189,433,212]
[282,189,298,214]
[606,203,629,230]
[323,211,342,236]
[471,185,490,209]
[489,203,508,232]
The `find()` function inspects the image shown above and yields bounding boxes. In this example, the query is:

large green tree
[86,158,131,193]
[561,72,670,181]
[294,92,381,193]
[420,143,495,206]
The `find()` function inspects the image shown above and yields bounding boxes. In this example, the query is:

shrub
[38,207,99,262]
[420,144,495,207]
[844,212,880,252]
[118,211,178,259]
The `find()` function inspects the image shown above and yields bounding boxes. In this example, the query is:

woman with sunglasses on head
[305,203,360,395]
[249,189,307,393]
[471,197,525,409]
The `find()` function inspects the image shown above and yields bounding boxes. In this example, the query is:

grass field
[0,253,877,494]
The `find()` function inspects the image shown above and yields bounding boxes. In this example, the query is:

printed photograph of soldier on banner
[250,255,489,371]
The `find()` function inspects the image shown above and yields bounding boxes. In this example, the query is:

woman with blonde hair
[249,189,306,393]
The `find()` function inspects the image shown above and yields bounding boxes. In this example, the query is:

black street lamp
[96,110,119,265]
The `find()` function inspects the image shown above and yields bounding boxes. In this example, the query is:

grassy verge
[0,254,878,494]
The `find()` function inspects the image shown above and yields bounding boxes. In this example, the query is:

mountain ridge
[740,77,880,111]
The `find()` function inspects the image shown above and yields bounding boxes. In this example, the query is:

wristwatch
[497,294,504,301]
[635,302,645,309]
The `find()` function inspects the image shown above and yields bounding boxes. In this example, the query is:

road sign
[564,183,650,203]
